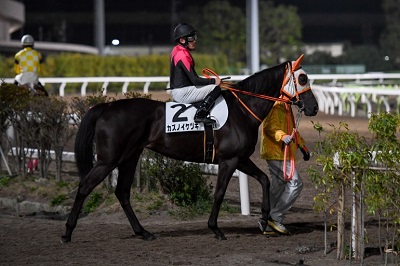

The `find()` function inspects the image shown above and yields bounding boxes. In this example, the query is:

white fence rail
[309,73,400,117]
[312,84,400,118]
[4,73,400,117]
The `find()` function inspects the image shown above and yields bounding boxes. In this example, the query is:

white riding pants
[15,72,39,85]
[267,160,303,223]
[171,85,217,103]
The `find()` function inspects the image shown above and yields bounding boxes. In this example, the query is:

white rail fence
[4,73,400,215]
[4,73,400,118]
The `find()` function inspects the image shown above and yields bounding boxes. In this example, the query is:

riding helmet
[21,35,35,46]
[173,23,196,41]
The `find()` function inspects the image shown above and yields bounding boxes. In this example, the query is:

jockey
[169,23,221,125]
[258,101,310,235]
[14,34,44,87]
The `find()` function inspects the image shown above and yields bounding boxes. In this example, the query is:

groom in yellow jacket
[258,101,310,235]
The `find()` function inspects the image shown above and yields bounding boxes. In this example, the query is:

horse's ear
[292,54,304,71]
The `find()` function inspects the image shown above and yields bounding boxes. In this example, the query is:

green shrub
[142,150,212,207]
[0,55,15,78]
[309,113,400,260]
[0,177,11,187]
[83,192,103,213]
[1,53,238,79]
[50,194,67,206]
[56,181,69,189]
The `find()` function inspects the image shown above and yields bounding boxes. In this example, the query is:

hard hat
[21,35,35,46]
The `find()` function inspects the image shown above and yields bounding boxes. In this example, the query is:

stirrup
[194,116,216,125]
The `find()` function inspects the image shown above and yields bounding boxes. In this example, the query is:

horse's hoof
[142,231,156,241]
[60,235,71,243]
[143,235,156,241]
[214,234,227,240]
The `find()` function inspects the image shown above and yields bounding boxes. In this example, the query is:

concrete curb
[0,197,70,214]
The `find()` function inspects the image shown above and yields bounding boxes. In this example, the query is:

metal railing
[4,73,400,117]
[312,84,400,118]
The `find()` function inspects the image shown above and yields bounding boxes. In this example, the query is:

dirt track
[0,91,395,265]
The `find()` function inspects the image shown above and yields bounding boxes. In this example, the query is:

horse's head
[281,54,319,116]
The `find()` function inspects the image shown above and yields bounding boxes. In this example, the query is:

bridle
[202,62,310,123]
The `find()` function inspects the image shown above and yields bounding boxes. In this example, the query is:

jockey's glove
[300,145,310,161]
[281,135,292,145]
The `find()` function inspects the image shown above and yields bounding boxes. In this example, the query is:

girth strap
[203,125,215,163]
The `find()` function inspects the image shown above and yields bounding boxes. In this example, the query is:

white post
[351,173,356,257]
[246,0,260,74]
[94,0,105,55]
[238,171,250,215]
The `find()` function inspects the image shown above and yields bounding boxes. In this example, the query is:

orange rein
[282,103,297,181]
[202,67,292,123]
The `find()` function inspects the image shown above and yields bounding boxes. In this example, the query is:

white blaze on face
[282,67,296,97]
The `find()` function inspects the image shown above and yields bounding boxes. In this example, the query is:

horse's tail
[74,104,106,181]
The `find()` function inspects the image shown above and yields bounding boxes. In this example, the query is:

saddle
[165,97,228,163]
[165,96,228,133]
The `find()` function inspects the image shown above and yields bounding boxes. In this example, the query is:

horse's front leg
[237,158,270,224]
[208,158,238,240]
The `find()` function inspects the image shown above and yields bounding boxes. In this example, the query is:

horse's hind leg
[114,156,155,241]
[61,163,114,243]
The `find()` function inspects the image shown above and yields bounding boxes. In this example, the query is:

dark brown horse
[61,55,318,242]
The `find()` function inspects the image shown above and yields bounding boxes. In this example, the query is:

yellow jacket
[260,101,306,161]
[14,47,42,74]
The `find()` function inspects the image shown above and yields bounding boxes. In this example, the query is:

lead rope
[282,103,302,181]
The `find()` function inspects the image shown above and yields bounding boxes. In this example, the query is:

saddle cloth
[165,96,228,133]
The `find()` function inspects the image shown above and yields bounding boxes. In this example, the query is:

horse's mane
[236,61,288,93]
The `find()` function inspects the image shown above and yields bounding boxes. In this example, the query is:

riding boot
[194,87,221,125]
[38,82,49,96]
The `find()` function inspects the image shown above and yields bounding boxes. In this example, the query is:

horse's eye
[298,74,308,86]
